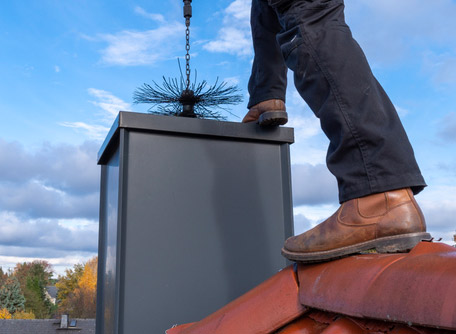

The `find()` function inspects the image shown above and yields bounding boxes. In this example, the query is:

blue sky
[1,0,456,276]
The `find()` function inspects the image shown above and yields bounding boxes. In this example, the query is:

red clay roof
[167,265,306,334]
[166,242,456,334]
[297,241,456,330]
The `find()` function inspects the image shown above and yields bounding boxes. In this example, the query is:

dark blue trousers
[248,0,426,203]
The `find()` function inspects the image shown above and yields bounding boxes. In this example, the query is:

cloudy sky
[1,0,455,276]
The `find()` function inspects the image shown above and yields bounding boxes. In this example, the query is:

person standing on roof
[243,0,431,262]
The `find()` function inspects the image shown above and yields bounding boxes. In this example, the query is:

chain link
[185,25,191,89]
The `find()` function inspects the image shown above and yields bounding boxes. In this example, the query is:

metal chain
[185,25,191,89]
[183,0,192,89]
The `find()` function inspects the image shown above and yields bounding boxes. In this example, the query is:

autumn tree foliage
[55,263,84,309]
[0,277,25,314]
[13,260,56,318]
[0,267,7,286]
[0,258,97,319]
[0,308,12,319]
[12,310,36,319]
[56,257,97,318]
[0,266,29,318]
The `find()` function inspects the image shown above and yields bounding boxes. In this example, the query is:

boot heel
[258,111,288,126]
[375,232,432,253]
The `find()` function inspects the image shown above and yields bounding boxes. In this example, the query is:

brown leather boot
[242,99,288,126]
[282,188,432,263]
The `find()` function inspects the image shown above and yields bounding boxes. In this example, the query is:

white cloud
[288,111,327,164]
[395,105,410,118]
[99,22,185,66]
[61,88,129,140]
[286,87,328,165]
[204,0,252,56]
[0,181,98,219]
[60,122,110,141]
[0,139,100,276]
[0,212,97,253]
[88,88,130,118]
[291,163,338,206]
[134,6,166,23]
[416,185,456,245]
[286,83,322,135]
[224,76,240,85]
[293,213,313,236]
[204,27,252,56]
[0,139,100,219]
[287,113,320,140]
[293,203,339,234]
[225,0,251,22]
[290,145,327,166]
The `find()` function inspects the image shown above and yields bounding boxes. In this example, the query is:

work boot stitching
[385,200,412,213]
[355,196,387,219]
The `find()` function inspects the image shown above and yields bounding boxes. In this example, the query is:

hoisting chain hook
[183,0,192,27]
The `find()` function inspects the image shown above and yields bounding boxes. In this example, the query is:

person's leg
[266,0,430,261]
[245,0,288,125]
[271,0,426,202]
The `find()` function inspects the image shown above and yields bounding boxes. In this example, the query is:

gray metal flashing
[98,111,294,164]
[95,164,106,334]
[280,144,294,239]
[97,113,120,165]
[116,129,127,334]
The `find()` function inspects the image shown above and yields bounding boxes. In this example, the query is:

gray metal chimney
[96,112,294,333]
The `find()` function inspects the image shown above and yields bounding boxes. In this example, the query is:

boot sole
[258,111,288,126]
[281,232,432,263]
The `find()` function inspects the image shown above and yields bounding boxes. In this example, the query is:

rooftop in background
[167,241,456,334]
[0,319,95,334]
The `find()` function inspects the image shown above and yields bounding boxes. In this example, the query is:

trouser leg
[269,0,426,202]
[248,0,288,108]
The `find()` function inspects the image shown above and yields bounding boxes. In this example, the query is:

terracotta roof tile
[275,313,441,334]
[297,242,456,330]
[319,317,365,334]
[166,242,456,334]
[275,316,326,334]
[167,265,307,334]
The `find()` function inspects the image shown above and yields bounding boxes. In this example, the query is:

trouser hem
[339,174,427,203]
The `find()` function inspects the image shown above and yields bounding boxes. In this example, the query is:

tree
[0,308,12,319]
[56,257,97,318]
[72,257,97,318]
[0,267,7,286]
[13,310,36,319]
[13,261,53,294]
[55,263,84,308]
[0,277,25,314]
[12,261,55,318]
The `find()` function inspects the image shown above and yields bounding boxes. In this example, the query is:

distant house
[0,317,95,333]
[45,286,58,305]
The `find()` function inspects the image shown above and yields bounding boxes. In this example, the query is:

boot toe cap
[283,235,308,253]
